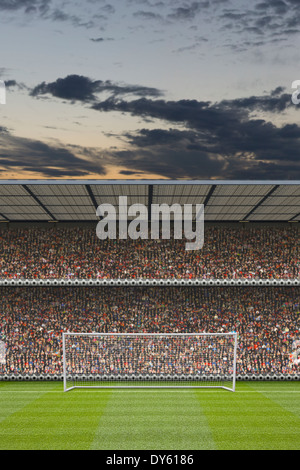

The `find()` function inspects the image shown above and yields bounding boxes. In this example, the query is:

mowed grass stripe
[91,389,216,450]
[0,392,45,424]
[0,387,112,450]
[195,383,300,450]
[247,382,300,424]
[0,381,60,425]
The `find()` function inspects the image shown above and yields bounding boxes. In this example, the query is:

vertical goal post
[62,332,238,392]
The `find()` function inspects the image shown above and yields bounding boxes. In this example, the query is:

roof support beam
[148,184,154,221]
[0,212,9,222]
[242,185,280,221]
[85,185,99,211]
[22,185,57,221]
[203,184,217,207]
[289,211,300,221]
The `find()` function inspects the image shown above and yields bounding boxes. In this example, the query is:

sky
[0,0,300,180]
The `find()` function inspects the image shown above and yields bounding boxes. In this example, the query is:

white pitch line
[0,390,299,393]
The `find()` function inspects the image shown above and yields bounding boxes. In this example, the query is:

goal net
[62,332,238,392]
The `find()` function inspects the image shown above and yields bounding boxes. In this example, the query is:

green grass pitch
[0,381,299,450]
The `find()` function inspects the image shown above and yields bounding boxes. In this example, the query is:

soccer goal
[62,332,238,392]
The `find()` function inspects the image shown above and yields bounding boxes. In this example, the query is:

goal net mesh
[63,333,237,391]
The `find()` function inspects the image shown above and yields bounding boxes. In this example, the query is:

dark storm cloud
[25,73,300,178]
[30,75,102,102]
[91,87,294,130]
[30,75,163,102]
[121,120,300,165]
[91,86,300,179]
[218,89,293,114]
[123,128,198,147]
[119,170,145,175]
[7,73,300,178]
[107,126,300,179]
[0,130,107,177]
[92,97,215,129]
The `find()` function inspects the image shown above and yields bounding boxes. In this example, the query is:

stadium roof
[0,179,299,223]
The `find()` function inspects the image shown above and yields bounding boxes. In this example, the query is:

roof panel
[248,214,293,221]
[272,185,300,196]
[252,205,300,214]
[38,196,92,206]
[0,196,39,206]
[91,184,148,197]
[207,195,263,206]
[0,185,29,197]
[52,213,98,221]
[45,205,96,214]
[205,213,246,221]
[259,196,300,207]
[94,195,148,206]
[155,184,212,197]
[205,205,253,215]
[28,184,89,197]
[213,184,275,197]
[152,195,207,205]
[3,213,50,220]
[0,205,47,214]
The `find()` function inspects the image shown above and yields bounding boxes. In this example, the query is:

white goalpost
[62,332,238,392]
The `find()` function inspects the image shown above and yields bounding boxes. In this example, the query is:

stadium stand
[0,286,298,379]
[0,180,299,381]
[0,224,298,280]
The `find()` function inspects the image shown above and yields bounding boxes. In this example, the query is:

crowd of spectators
[0,224,298,280]
[65,334,235,379]
[0,286,299,377]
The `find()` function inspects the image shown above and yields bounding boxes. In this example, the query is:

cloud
[7,73,300,179]
[91,86,300,179]
[30,74,163,103]
[107,126,300,179]
[0,130,107,177]
[0,0,51,12]
[90,37,115,42]
[0,0,108,29]
[23,70,300,179]
[218,89,293,114]
[220,0,300,49]
[0,0,53,20]
[133,10,163,20]
[92,86,294,124]
[167,1,209,21]
[30,75,103,102]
